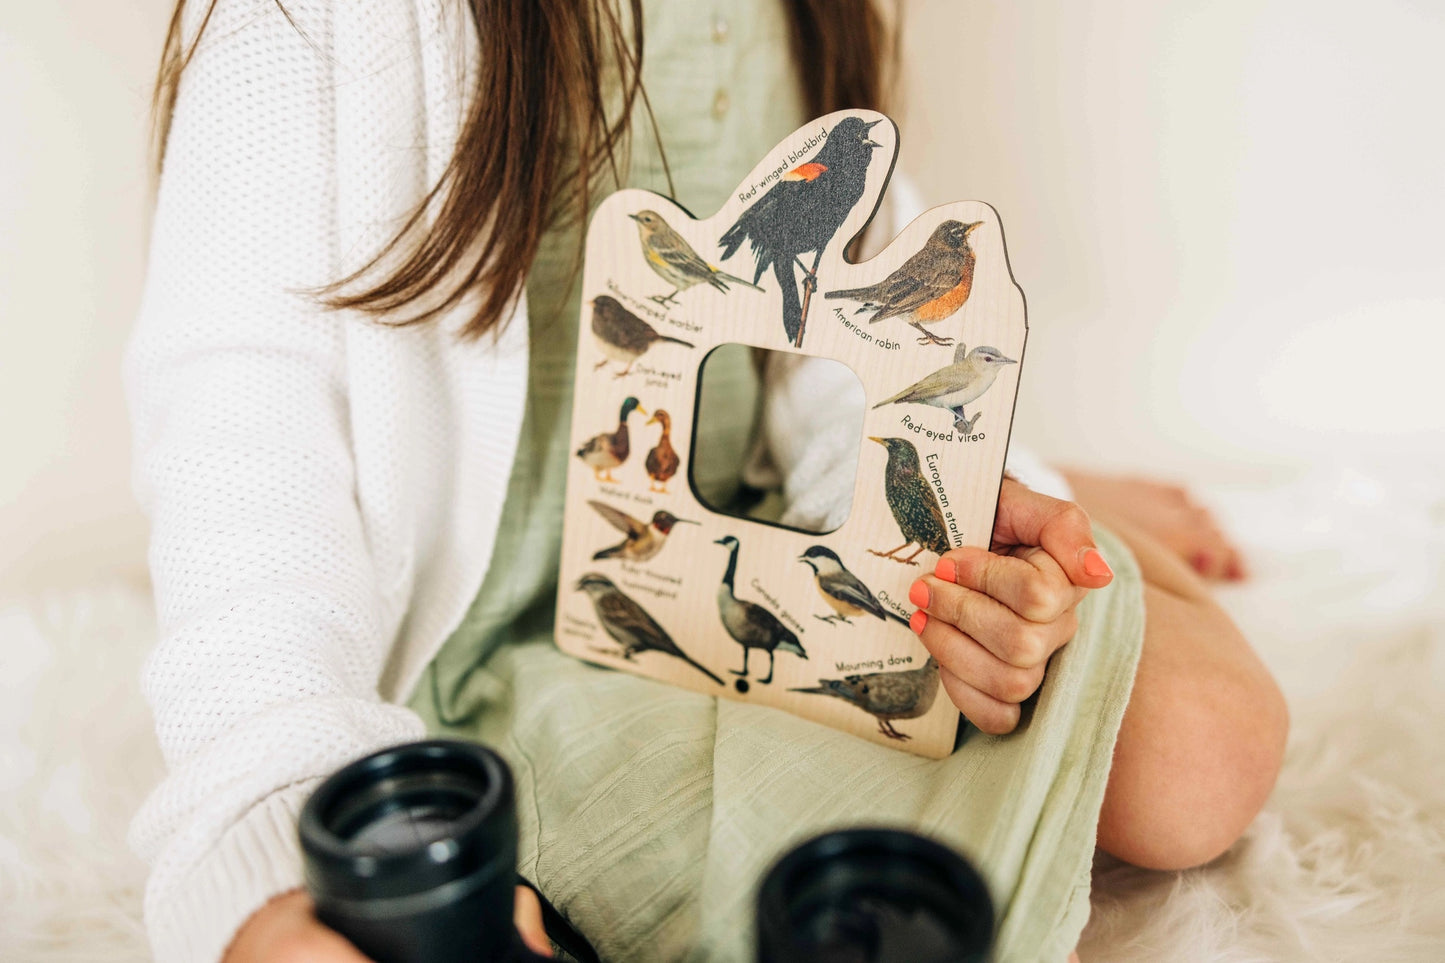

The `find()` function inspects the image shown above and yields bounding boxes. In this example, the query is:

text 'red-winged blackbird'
[718,116,884,347]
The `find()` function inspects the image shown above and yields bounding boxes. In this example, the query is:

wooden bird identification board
[555,110,1028,758]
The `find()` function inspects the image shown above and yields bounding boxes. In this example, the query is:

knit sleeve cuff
[145,781,320,963]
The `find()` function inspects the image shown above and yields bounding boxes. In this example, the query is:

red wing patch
[784,162,828,182]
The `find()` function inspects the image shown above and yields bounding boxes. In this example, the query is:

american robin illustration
[791,657,941,741]
[867,436,951,566]
[797,545,910,627]
[630,210,763,307]
[873,343,1017,434]
[714,535,807,684]
[575,573,724,686]
[574,395,646,482]
[825,219,984,346]
[589,295,694,377]
[719,116,885,347]
[588,500,696,562]
[644,409,679,493]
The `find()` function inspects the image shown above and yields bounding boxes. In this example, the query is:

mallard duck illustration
[714,535,807,684]
[588,500,695,562]
[575,396,647,483]
[589,295,694,377]
[644,409,680,493]
[797,545,910,626]
[873,343,1016,435]
[867,436,951,566]
[791,657,940,741]
[575,573,723,685]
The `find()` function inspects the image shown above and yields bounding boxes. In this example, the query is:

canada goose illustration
[714,535,806,684]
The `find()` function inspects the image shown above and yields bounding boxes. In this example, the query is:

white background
[2,0,1442,593]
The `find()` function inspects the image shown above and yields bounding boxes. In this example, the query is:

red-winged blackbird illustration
[718,116,884,347]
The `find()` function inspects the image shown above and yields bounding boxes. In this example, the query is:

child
[128,2,1286,961]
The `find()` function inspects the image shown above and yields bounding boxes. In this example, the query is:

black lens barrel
[300,740,543,963]
[756,828,994,963]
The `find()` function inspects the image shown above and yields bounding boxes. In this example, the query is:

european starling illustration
[575,573,724,685]
[630,210,763,307]
[588,500,696,562]
[873,343,1017,434]
[714,535,807,684]
[867,436,952,566]
[575,396,646,483]
[797,545,911,627]
[825,219,984,346]
[589,295,694,377]
[644,409,680,493]
[791,657,941,741]
[719,116,885,347]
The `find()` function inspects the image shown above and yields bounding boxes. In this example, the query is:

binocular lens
[300,741,532,963]
[324,768,488,856]
[757,829,993,963]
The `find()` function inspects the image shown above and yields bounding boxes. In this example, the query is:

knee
[1098,621,1289,871]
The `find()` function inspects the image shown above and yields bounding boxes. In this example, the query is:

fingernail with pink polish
[1082,548,1113,579]
[908,580,930,608]
[935,557,957,583]
[909,610,928,634]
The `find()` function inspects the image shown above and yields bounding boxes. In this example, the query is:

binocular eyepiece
[301,740,993,962]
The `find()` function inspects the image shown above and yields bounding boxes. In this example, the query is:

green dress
[410,5,1145,961]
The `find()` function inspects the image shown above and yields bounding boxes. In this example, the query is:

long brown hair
[154,1,893,338]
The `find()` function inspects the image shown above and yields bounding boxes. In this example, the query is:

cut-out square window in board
[557,110,1027,759]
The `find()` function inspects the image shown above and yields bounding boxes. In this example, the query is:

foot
[868,546,922,566]
[1061,470,1248,581]
[910,322,954,346]
[952,409,982,434]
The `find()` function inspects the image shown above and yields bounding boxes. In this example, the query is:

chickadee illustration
[797,545,910,627]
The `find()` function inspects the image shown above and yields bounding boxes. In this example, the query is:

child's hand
[224,886,552,961]
[907,479,1114,735]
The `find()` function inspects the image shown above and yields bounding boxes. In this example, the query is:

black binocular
[300,740,993,963]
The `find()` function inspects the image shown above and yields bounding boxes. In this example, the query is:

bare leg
[1088,509,1288,869]
[1063,470,1247,581]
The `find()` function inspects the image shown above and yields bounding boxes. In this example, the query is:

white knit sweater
[125,3,1066,961]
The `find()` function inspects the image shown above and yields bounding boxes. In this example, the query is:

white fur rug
[2,470,1443,962]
